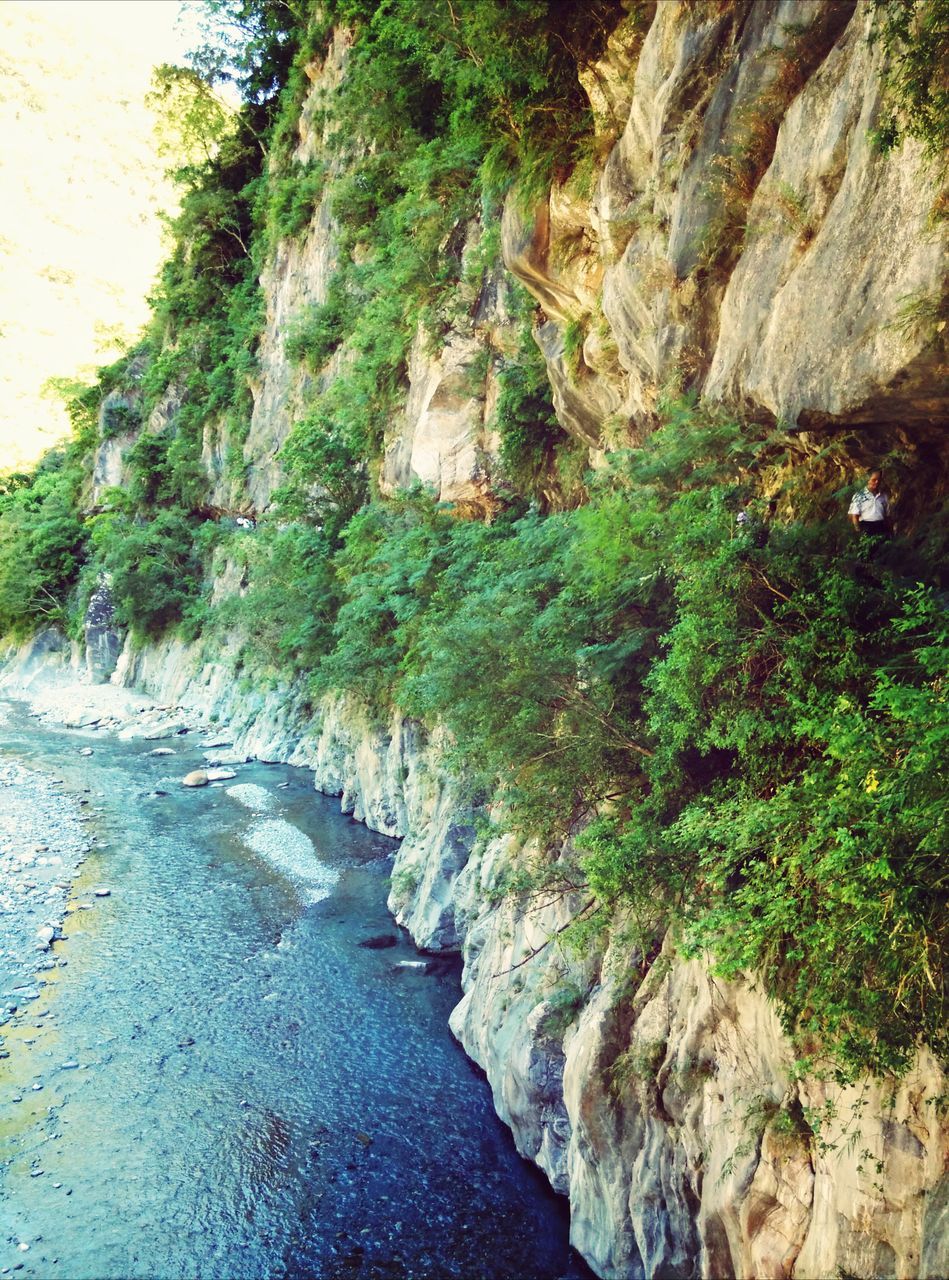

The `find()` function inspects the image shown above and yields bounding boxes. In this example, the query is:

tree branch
[492,898,597,977]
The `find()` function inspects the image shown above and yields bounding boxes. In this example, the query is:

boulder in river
[182,770,209,788]
[358,935,399,950]
[206,768,237,782]
[203,749,247,766]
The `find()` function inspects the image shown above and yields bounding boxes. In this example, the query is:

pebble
[0,764,89,995]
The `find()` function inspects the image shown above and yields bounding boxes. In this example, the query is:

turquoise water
[0,705,588,1280]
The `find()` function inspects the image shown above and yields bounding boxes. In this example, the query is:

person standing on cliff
[848,469,892,537]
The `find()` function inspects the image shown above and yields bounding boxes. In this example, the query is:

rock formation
[12,2,948,1275]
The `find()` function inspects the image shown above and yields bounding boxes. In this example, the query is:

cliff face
[70,2,947,1276]
[505,0,945,447]
[91,1,946,508]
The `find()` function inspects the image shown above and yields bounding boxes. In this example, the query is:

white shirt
[848,488,889,522]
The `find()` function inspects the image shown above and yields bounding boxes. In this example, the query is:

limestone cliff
[90,0,946,509]
[504,0,945,449]
[57,2,949,1276]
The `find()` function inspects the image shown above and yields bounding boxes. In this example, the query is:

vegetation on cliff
[1,0,946,1081]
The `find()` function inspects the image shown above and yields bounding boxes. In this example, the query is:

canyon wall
[91,2,947,520]
[69,2,948,1275]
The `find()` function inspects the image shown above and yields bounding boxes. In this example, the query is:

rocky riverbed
[0,743,93,1020]
[0,675,588,1280]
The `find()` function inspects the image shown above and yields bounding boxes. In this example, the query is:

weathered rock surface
[503,0,946,448]
[10,3,946,1274]
[83,576,121,685]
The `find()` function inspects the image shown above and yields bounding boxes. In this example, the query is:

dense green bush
[207,521,339,675]
[275,0,620,505]
[494,306,584,506]
[88,509,213,640]
[0,458,86,638]
[281,402,946,1079]
[101,400,142,440]
[869,0,949,159]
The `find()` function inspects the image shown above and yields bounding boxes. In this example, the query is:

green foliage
[183,0,308,121]
[146,62,236,175]
[568,405,947,1078]
[263,159,328,244]
[609,1038,668,1095]
[100,400,142,441]
[562,317,587,379]
[869,0,949,160]
[0,452,86,637]
[284,273,353,370]
[274,0,622,513]
[89,509,212,640]
[536,980,586,1038]
[494,302,580,506]
[208,521,339,675]
[275,400,946,1079]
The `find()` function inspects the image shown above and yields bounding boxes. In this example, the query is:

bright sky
[0,0,202,469]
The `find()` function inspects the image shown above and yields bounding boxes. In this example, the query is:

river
[0,701,588,1280]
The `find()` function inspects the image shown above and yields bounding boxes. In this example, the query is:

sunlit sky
[0,0,202,469]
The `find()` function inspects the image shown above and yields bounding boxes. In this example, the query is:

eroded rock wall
[504,0,946,449]
[88,2,946,513]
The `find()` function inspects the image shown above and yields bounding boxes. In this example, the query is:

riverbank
[0,739,91,1010]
